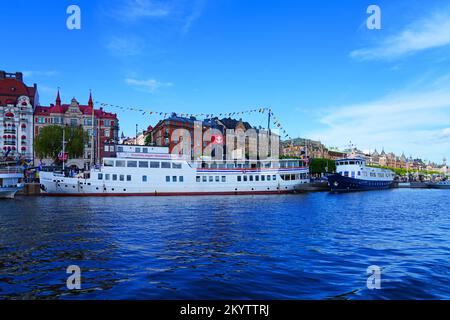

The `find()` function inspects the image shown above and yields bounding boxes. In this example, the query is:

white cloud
[125,78,173,93]
[351,10,450,60]
[307,78,450,162]
[106,36,144,57]
[22,70,59,78]
[110,0,170,22]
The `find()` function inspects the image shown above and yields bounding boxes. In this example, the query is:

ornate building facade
[34,91,119,169]
[0,71,38,161]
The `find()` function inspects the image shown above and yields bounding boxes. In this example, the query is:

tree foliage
[309,158,336,174]
[144,133,153,146]
[34,125,88,161]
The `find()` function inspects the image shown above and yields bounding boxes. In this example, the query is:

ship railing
[0,168,23,174]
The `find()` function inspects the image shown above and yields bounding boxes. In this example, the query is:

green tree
[144,133,153,146]
[309,158,336,174]
[34,125,88,162]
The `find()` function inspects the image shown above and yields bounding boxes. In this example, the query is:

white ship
[39,146,310,196]
[0,162,25,199]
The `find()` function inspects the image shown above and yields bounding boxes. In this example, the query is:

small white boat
[0,162,24,199]
[425,180,450,189]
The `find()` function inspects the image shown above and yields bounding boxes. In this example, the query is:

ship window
[104,160,114,167]
[237,176,242,182]
[227,164,235,168]
[358,171,361,176]
[127,161,137,168]
[172,163,182,169]
[166,176,170,182]
[143,148,148,153]
[135,147,141,153]
[351,172,355,178]
[215,176,220,182]
[179,176,184,182]
[349,161,355,165]
[261,175,265,181]
[202,176,207,182]
[116,160,125,167]
[98,173,103,180]
[249,175,254,181]
[273,175,276,180]
[139,161,149,168]
[120,175,124,181]
[255,175,260,181]
[162,162,171,169]
[243,176,248,182]
[112,174,117,181]
[267,175,271,181]
[196,176,200,182]
[105,174,110,180]
[142,175,147,182]
[222,176,226,182]
[127,175,131,181]
[117,146,123,152]
[344,172,349,177]
[172,176,177,182]
[209,176,213,182]
[150,161,160,168]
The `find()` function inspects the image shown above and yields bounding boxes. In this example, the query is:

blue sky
[2,0,450,163]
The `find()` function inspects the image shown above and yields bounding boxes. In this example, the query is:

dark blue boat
[328,158,395,192]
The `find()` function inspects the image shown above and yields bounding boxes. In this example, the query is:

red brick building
[34,91,119,169]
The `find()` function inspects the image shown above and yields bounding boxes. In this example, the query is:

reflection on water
[1,189,450,299]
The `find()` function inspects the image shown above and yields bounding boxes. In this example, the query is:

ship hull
[0,187,23,199]
[425,183,450,189]
[327,173,394,192]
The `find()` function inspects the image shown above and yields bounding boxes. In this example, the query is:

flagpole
[62,126,66,172]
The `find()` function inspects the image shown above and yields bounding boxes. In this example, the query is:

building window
[139,161,149,168]
[150,161,160,168]
[161,162,171,168]
[104,159,114,167]
[116,160,125,167]
[127,161,137,167]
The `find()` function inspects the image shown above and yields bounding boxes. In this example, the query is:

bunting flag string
[95,101,293,140]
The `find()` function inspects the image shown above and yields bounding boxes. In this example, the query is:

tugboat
[0,161,25,199]
[327,157,394,192]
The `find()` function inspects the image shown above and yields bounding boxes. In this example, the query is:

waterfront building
[0,71,38,161]
[281,137,328,159]
[34,91,119,169]
[149,114,272,160]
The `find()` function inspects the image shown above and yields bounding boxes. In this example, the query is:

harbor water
[1,189,450,299]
